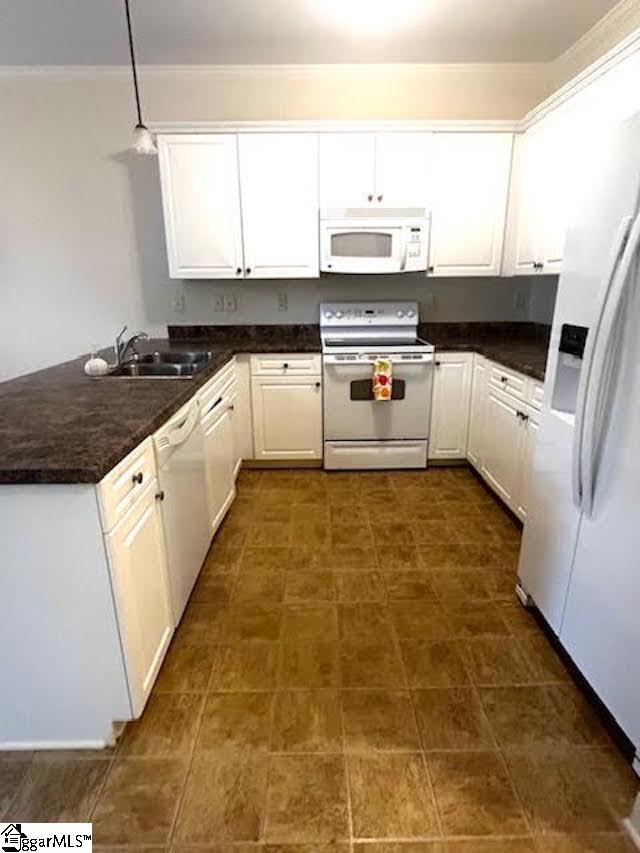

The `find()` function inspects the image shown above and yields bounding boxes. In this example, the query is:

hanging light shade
[124,0,156,155]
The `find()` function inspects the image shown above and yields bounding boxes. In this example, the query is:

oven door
[323,354,434,441]
[321,222,407,274]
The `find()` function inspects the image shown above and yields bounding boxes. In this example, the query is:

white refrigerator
[518,112,640,773]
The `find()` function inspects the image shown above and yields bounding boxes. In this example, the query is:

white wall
[0,72,165,380]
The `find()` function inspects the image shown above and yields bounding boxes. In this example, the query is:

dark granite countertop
[420,322,550,382]
[0,322,548,485]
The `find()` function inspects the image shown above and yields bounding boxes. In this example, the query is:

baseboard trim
[243,459,323,469]
[623,817,640,849]
[0,739,110,751]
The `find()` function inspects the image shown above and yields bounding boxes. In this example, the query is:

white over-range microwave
[320,208,430,274]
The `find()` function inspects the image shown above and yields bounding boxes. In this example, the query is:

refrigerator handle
[572,215,633,511]
[581,211,640,518]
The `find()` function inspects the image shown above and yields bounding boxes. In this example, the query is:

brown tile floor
[2,467,638,852]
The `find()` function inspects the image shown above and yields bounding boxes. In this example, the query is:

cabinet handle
[283,362,289,369]
[228,404,235,411]
[245,267,252,275]
[435,360,441,368]
[427,266,434,274]
[155,490,165,501]
[500,375,508,383]
[236,267,242,276]
[315,381,321,388]
[367,194,374,202]
[132,472,143,485]
[377,194,383,202]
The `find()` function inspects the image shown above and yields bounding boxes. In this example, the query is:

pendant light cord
[124,0,143,126]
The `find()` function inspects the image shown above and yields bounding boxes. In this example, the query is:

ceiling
[0,0,622,66]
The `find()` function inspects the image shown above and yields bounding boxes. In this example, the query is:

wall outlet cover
[172,292,185,313]
[224,294,237,312]
[213,294,225,312]
[277,292,288,312]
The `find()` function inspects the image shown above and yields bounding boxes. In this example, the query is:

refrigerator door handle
[572,215,633,511]
[581,211,640,518]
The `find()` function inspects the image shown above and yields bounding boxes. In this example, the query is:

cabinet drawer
[97,437,156,533]
[527,380,544,411]
[198,359,236,414]
[489,364,526,401]
[250,354,321,376]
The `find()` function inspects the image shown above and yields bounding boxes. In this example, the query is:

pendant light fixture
[124,0,156,155]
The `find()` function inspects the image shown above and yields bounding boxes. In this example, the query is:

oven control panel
[320,302,419,326]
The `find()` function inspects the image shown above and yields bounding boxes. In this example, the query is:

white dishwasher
[154,399,210,624]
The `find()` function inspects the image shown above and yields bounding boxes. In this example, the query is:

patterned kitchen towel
[372,357,393,401]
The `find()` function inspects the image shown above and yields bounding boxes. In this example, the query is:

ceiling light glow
[320,0,424,34]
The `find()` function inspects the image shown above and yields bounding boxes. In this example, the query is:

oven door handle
[399,234,408,272]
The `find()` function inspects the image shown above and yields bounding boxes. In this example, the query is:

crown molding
[555,0,640,75]
[149,119,520,134]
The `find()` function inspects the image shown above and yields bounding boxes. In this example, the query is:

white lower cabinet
[104,478,173,717]
[481,388,524,507]
[251,375,322,461]
[429,353,473,460]
[202,398,236,534]
[467,354,489,469]
[467,358,543,518]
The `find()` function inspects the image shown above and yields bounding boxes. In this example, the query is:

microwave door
[322,226,401,273]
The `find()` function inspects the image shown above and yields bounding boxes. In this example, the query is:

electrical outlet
[277,292,288,312]
[513,291,527,312]
[213,294,225,312]
[172,292,185,313]
[224,294,237,312]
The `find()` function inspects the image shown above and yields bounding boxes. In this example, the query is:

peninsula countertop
[0,322,549,485]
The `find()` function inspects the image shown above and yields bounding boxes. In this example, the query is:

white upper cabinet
[374,132,433,207]
[319,132,432,209]
[158,134,244,279]
[238,134,320,279]
[319,133,376,207]
[506,116,571,276]
[430,133,513,277]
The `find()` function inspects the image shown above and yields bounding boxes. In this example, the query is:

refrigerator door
[560,257,640,753]
[518,114,640,633]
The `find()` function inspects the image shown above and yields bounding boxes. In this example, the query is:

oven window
[331,231,393,258]
[350,379,406,401]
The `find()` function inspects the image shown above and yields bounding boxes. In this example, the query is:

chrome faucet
[114,326,149,365]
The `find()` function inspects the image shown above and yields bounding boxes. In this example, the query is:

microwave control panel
[407,226,424,259]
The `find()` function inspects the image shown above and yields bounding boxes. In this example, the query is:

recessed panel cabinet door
[202,405,235,535]
[105,481,173,717]
[467,355,489,468]
[375,132,433,207]
[515,414,540,520]
[319,133,376,207]
[430,133,512,276]
[429,354,473,460]
[251,376,322,460]
[158,134,244,279]
[238,133,320,279]
[481,389,524,509]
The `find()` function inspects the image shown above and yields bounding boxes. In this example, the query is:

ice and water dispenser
[552,324,588,414]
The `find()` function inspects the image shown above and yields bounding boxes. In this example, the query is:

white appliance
[320,208,430,274]
[517,113,640,773]
[154,399,210,624]
[321,301,435,469]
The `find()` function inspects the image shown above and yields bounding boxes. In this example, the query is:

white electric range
[321,301,435,470]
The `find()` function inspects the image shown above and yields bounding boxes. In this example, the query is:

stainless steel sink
[138,351,214,366]
[107,351,214,378]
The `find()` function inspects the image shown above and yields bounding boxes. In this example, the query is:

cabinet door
[239,134,320,279]
[467,355,489,469]
[375,132,432,207]
[319,133,376,207]
[252,376,322,460]
[429,354,473,460]
[481,390,524,509]
[430,133,512,276]
[515,413,540,521]
[202,404,236,535]
[511,129,545,274]
[105,482,173,717]
[158,134,244,279]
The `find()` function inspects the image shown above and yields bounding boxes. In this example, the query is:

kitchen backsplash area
[163,273,559,328]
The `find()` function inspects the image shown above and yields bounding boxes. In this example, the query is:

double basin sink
[109,351,214,378]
